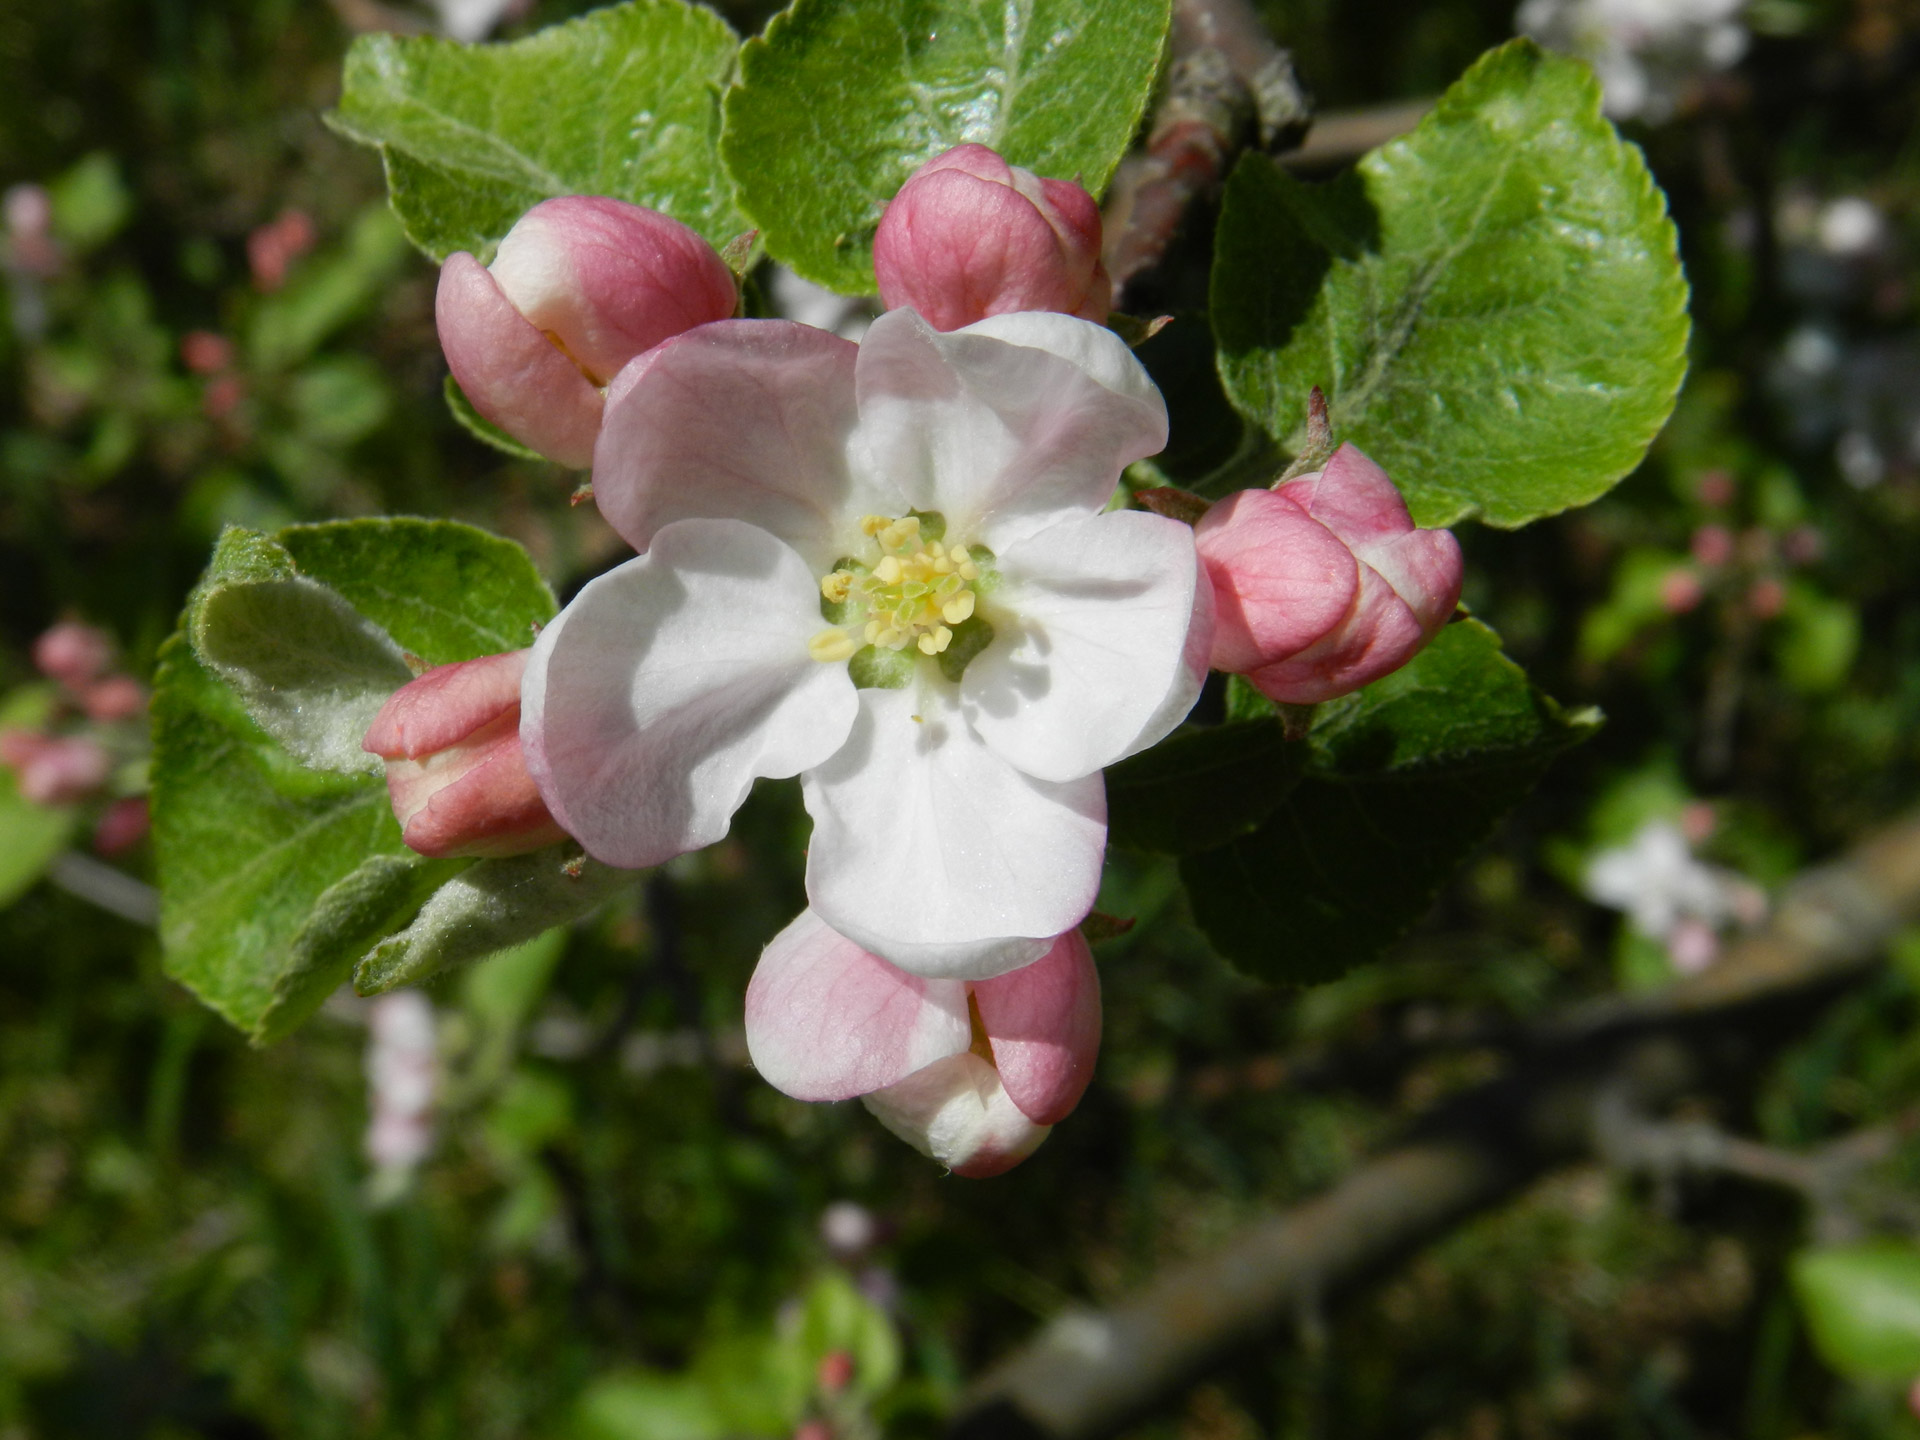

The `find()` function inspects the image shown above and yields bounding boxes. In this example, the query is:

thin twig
[46,850,159,927]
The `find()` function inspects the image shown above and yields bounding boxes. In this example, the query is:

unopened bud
[93,796,150,856]
[180,330,233,375]
[362,649,567,859]
[1690,524,1733,568]
[33,621,113,688]
[437,197,738,468]
[1658,568,1704,614]
[1193,445,1463,705]
[873,144,1111,331]
[817,1349,855,1395]
[1748,576,1786,619]
[81,675,147,723]
[2,731,112,805]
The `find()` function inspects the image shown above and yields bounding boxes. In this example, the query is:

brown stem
[949,812,1920,1440]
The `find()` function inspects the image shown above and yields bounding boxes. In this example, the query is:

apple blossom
[872,144,1112,331]
[362,648,567,859]
[436,196,737,467]
[745,909,1100,1177]
[523,307,1210,979]
[33,620,114,688]
[1195,443,1463,705]
[0,730,113,805]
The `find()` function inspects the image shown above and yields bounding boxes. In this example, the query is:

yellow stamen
[808,628,856,662]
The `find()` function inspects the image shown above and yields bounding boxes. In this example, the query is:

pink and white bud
[872,144,1112,332]
[361,648,568,859]
[437,197,738,468]
[33,621,114,688]
[745,910,1101,1178]
[1194,444,1464,705]
[1,731,113,805]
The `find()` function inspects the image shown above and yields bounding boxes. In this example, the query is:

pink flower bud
[247,209,316,292]
[436,197,738,468]
[203,374,245,422]
[180,330,233,375]
[817,1350,855,1395]
[1748,576,1786,619]
[1690,524,1734,568]
[1658,568,1704,614]
[746,911,1101,1178]
[80,675,148,723]
[1193,444,1463,705]
[1696,470,1735,507]
[361,649,568,859]
[33,621,114,687]
[872,144,1112,332]
[6,733,113,805]
[93,796,150,857]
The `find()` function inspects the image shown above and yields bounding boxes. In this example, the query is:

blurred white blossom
[365,991,439,1192]
[1517,0,1748,121]
[1584,818,1766,974]
[766,264,876,341]
[428,0,529,43]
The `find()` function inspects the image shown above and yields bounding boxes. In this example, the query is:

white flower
[1583,818,1766,970]
[522,308,1210,980]
[365,990,438,1177]
[1517,0,1748,120]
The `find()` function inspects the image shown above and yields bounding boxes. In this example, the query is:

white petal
[861,1051,1052,1177]
[963,510,1209,782]
[592,319,886,569]
[801,684,1105,981]
[522,518,858,868]
[851,308,1166,552]
[744,909,971,1102]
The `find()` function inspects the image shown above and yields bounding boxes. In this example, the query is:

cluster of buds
[180,328,244,422]
[1658,470,1827,622]
[364,990,440,1190]
[1,621,150,854]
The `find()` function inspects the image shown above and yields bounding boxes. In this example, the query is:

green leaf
[247,206,410,371]
[1181,621,1599,984]
[721,0,1172,292]
[1212,39,1690,529]
[190,529,414,776]
[155,519,561,1038]
[331,0,744,261]
[255,854,468,1045]
[1105,719,1306,854]
[445,375,546,462]
[354,848,632,994]
[0,768,76,909]
[1792,1243,1920,1383]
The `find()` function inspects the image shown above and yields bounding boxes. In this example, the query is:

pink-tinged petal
[1194,487,1359,675]
[523,518,859,869]
[1276,444,1462,637]
[363,649,528,760]
[851,309,1165,551]
[744,909,971,1102]
[963,510,1207,782]
[488,197,737,386]
[972,929,1101,1126]
[1244,563,1426,705]
[592,320,871,568]
[861,1051,1052,1177]
[436,253,604,468]
[15,735,111,805]
[802,685,1105,981]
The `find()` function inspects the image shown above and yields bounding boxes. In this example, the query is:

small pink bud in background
[1659,568,1704,614]
[180,330,233,375]
[247,209,316,292]
[3,184,51,240]
[362,649,568,859]
[93,796,150,856]
[1679,801,1717,844]
[1193,444,1463,705]
[33,621,113,688]
[80,675,148,723]
[792,1423,833,1440]
[203,374,245,421]
[1907,1375,1920,1421]
[1748,576,1786,619]
[1780,525,1825,565]
[746,912,1102,1178]
[817,1350,855,1395]
[437,197,738,468]
[1696,470,1735,507]
[4,732,113,805]
[1666,915,1720,974]
[872,144,1111,332]
[1690,524,1734,568]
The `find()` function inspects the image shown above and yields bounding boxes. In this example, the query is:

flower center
[808,513,984,665]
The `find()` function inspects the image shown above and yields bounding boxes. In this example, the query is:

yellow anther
[949,545,968,563]
[958,561,980,581]
[821,571,852,604]
[860,515,890,536]
[873,555,903,585]
[941,591,975,625]
[809,628,856,663]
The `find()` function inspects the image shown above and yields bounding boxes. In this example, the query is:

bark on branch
[949,813,1920,1440]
